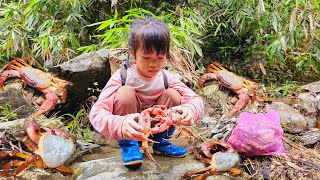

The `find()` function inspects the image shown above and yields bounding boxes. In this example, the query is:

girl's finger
[173,106,186,118]
[128,125,145,140]
[129,119,144,132]
[123,129,134,140]
[181,117,191,126]
[181,109,188,118]
[182,113,195,126]
[172,106,183,113]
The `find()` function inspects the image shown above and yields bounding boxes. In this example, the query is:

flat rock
[71,155,206,180]
[301,81,320,93]
[70,139,247,180]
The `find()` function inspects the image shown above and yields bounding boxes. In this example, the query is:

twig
[282,137,320,160]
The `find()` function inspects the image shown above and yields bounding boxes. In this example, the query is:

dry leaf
[259,62,267,75]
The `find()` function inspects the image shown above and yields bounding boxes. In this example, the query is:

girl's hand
[122,113,145,141]
[171,105,195,126]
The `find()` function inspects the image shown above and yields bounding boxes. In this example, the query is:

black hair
[128,16,170,57]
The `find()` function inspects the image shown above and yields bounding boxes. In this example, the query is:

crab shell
[21,68,52,89]
[35,133,75,168]
[211,152,240,171]
[216,71,244,90]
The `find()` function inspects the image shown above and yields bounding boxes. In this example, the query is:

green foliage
[87,82,102,93]
[0,1,204,70]
[265,80,303,98]
[64,109,94,143]
[202,0,320,84]
[0,0,91,64]
[84,7,204,68]
[0,103,17,121]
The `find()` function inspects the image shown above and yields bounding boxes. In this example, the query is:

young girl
[89,17,203,169]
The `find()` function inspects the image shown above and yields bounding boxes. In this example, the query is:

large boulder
[47,49,113,114]
[55,49,112,97]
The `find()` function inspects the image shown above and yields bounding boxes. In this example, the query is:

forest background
[0,0,319,96]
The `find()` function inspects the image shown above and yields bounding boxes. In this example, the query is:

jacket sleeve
[165,71,204,123]
[89,70,128,140]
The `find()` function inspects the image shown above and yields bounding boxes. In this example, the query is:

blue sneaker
[151,126,187,157]
[118,140,143,168]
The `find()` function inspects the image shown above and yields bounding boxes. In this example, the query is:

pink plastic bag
[227,109,286,156]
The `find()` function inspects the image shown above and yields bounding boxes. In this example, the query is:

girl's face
[131,46,166,78]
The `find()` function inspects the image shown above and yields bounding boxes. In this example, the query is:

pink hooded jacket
[89,66,204,140]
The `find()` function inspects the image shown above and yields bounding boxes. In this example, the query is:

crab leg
[55,165,73,174]
[229,167,243,176]
[189,165,214,175]
[8,60,24,69]
[167,126,195,144]
[51,76,71,84]
[138,112,160,165]
[13,155,42,176]
[211,62,226,70]
[0,151,35,177]
[0,151,31,160]
[194,169,219,180]
[207,68,218,73]
[243,78,259,86]
[12,57,32,68]
[207,62,226,72]
[0,62,10,73]
[1,160,36,176]
[141,139,159,166]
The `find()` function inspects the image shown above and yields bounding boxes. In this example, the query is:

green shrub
[0,103,17,122]
[202,0,320,83]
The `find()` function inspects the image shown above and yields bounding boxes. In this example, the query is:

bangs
[135,24,170,55]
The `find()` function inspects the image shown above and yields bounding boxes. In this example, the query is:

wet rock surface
[71,139,199,179]
[70,139,247,180]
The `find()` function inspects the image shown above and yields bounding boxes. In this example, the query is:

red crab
[183,140,242,179]
[199,62,258,117]
[0,120,75,177]
[138,105,195,165]
[0,57,72,119]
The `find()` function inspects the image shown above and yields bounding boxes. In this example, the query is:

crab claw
[0,70,20,88]
[41,126,69,139]
[199,73,217,88]
[228,90,250,117]
[24,120,40,144]
[31,89,58,119]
